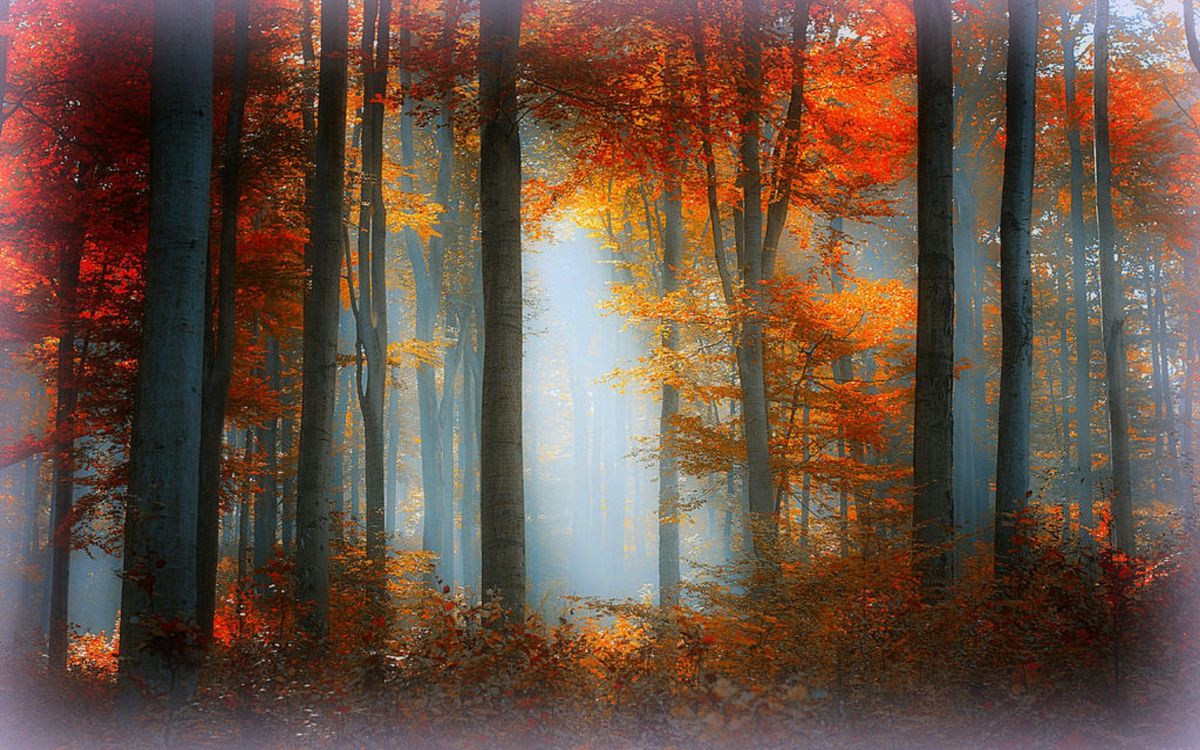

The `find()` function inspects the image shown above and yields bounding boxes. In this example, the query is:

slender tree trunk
[659,169,683,607]
[117,0,213,703]
[254,336,281,591]
[351,0,391,567]
[294,0,349,638]
[1094,0,1135,553]
[1062,2,1094,536]
[238,429,254,582]
[47,234,82,673]
[197,0,249,639]
[479,0,525,618]
[995,0,1038,576]
[912,0,955,597]
[736,0,774,558]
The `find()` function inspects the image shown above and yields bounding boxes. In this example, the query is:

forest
[0,0,1198,746]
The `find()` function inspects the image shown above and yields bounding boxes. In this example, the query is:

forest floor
[2,535,1199,749]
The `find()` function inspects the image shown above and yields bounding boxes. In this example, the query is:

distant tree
[1059,1,1093,536]
[1093,0,1134,553]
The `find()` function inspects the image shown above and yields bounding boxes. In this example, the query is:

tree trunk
[351,0,391,567]
[1093,0,1135,553]
[254,335,281,592]
[238,429,254,582]
[117,0,213,704]
[1186,0,1200,75]
[736,0,774,558]
[479,0,525,619]
[197,0,249,640]
[294,0,349,638]
[994,0,1038,576]
[47,233,82,673]
[912,0,955,597]
[659,169,683,607]
[1062,2,1094,536]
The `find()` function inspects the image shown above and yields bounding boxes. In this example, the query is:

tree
[1092,0,1134,553]
[117,0,213,703]
[658,158,683,608]
[349,0,391,567]
[1060,1,1093,536]
[479,0,525,619]
[912,0,955,596]
[46,229,82,673]
[1186,0,1200,75]
[994,0,1038,575]
[197,0,251,641]
[295,0,349,637]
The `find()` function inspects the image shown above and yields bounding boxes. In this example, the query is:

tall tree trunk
[912,0,955,597]
[117,0,213,703]
[736,0,774,558]
[1093,0,1135,553]
[47,234,82,673]
[294,0,349,638]
[951,125,985,563]
[995,0,1038,576]
[1062,2,1094,536]
[659,169,683,607]
[197,0,249,639]
[351,0,391,567]
[479,0,525,619]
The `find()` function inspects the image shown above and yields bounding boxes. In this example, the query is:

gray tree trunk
[1061,3,1094,536]
[117,0,213,703]
[197,0,249,640]
[254,335,280,592]
[294,0,349,637]
[659,170,683,607]
[479,0,525,618]
[1093,0,1135,553]
[351,0,391,566]
[736,0,773,557]
[912,0,955,597]
[48,234,82,673]
[994,0,1038,575]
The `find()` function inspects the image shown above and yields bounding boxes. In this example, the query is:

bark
[1186,0,1200,75]
[1062,2,1094,535]
[117,0,213,704]
[294,0,349,638]
[736,0,774,557]
[912,0,955,596]
[254,336,281,592]
[479,0,525,618]
[351,0,391,567]
[238,429,254,582]
[197,0,249,640]
[47,233,82,673]
[995,0,1038,576]
[659,170,683,607]
[1094,0,1135,553]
